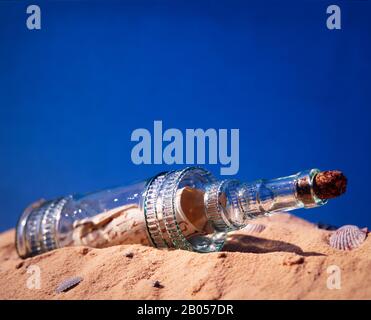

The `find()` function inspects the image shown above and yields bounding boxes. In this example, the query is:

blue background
[0,0,370,232]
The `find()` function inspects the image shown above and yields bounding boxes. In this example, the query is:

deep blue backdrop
[0,0,370,232]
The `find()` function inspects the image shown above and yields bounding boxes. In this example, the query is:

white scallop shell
[243,223,266,234]
[329,225,368,251]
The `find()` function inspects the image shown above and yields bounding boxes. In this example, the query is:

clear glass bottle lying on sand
[16,166,347,258]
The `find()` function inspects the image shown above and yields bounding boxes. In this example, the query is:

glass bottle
[16,166,326,258]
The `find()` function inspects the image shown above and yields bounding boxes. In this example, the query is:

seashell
[152,280,164,288]
[329,225,367,251]
[56,276,83,293]
[243,223,266,234]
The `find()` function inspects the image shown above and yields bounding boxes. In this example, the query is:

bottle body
[58,180,151,249]
[16,179,151,258]
[16,166,326,258]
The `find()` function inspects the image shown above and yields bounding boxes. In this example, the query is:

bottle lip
[296,169,328,208]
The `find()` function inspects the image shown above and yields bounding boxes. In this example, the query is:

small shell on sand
[243,223,266,234]
[56,276,83,293]
[152,280,164,288]
[329,225,368,251]
[124,251,134,258]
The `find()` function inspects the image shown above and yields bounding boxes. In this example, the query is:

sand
[0,213,370,300]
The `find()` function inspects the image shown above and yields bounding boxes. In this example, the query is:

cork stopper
[313,170,347,200]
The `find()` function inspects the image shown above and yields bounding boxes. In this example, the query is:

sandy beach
[0,213,370,300]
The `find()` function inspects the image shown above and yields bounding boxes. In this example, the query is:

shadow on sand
[223,234,325,257]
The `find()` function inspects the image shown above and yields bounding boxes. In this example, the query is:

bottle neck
[204,169,327,231]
